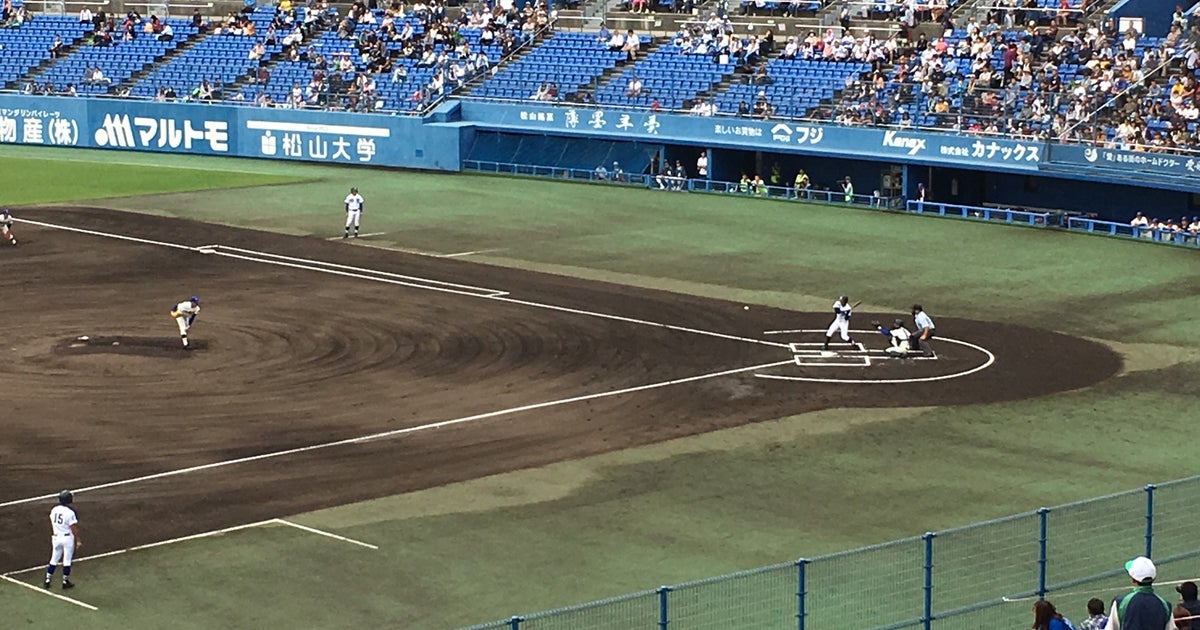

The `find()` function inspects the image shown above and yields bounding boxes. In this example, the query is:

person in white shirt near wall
[44,490,80,590]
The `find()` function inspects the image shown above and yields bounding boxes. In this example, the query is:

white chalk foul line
[272,519,379,550]
[0,574,99,610]
[2,520,279,576]
[2,517,376,577]
[21,218,788,349]
[210,246,509,298]
[0,359,793,510]
[437,248,506,258]
[492,296,791,349]
[14,217,201,252]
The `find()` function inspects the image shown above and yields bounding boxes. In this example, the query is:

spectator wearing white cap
[1107,556,1174,630]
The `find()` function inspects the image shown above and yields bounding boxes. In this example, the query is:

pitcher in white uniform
[44,490,80,590]
[170,295,201,348]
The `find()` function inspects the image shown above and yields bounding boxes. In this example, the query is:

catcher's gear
[894,318,905,328]
[58,490,73,505]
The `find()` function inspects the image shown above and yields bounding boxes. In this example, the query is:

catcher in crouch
[872,318,915,356]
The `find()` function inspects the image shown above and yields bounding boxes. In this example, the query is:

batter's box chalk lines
[755,336,995,385]
[0,574,99,610]
[0,359,795,510]
[23,217,790,350]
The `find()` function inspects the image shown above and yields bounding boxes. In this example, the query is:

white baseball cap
[1126,556,1157,583]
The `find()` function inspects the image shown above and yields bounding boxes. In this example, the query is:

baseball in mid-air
[743,306,749,310]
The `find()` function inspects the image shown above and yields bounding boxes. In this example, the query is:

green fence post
[508,616,522,629]
[923,532,935,630]
[1038,507,1049,599]
[1145,484,1156,558]
[796,558,808,630]
[658,585,671,630]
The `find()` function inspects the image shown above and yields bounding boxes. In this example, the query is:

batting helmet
[840,295,849,303]
[58,490,73,505]
[190,295,200,304]
[894,319,905,328]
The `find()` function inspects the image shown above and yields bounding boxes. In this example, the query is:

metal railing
[458,477,1200,630]
[18,0,109,17]
[461,159,905,207]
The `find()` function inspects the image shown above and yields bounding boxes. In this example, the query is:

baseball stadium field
[1,145,1198,629]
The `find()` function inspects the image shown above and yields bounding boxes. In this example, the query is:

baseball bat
[851,300,862,308]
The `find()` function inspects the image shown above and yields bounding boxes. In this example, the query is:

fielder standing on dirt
[170,295,201,349]
[823,295,856,351]
[343,187,364,238]
[44,490,80,590]
[911,304,936,356]
[1,208,16,246]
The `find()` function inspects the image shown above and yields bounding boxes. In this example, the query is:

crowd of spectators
[2,0,31,28]
[9,0,545,113]
[826,11,1200,154]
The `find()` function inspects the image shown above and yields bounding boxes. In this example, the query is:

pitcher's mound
[53,335,206,358]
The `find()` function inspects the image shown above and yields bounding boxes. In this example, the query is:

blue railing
[461,160,904,209]
[458,477,1200,630]
[1066,216,1200,248]
[905,200,1054,226]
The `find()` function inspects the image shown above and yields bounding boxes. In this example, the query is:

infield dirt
[0,207,1121,572]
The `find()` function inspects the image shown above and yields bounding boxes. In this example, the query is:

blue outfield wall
[0,94,463,170]
[457,101,1046,174]
[3,95,1200,202]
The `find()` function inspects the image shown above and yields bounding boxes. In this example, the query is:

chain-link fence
[459,476,1200,630]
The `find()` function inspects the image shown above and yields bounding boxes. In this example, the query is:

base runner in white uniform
[343,187,364,238]
[44,490,80,590]
[1,208,16,246]
[170,295,201,348]
[823,295,856,350]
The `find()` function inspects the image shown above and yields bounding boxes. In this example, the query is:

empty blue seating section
[38,19,198,94]
[0,17,90,87]
[715,59,868,118]
[595,45,734,109]
[475,32,626,100]
[132,9,278,97]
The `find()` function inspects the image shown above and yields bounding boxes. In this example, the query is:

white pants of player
[49,534,75,567]
[174,315,190,336]
[345,210,361,229]
[886,339,912,355]
[826,318,851,341]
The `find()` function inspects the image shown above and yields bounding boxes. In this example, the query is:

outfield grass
[3,146,1200,628]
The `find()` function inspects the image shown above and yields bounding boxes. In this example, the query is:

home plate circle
[759,331,996,385]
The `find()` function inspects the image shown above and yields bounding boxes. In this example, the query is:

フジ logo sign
[882,130,926,155]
